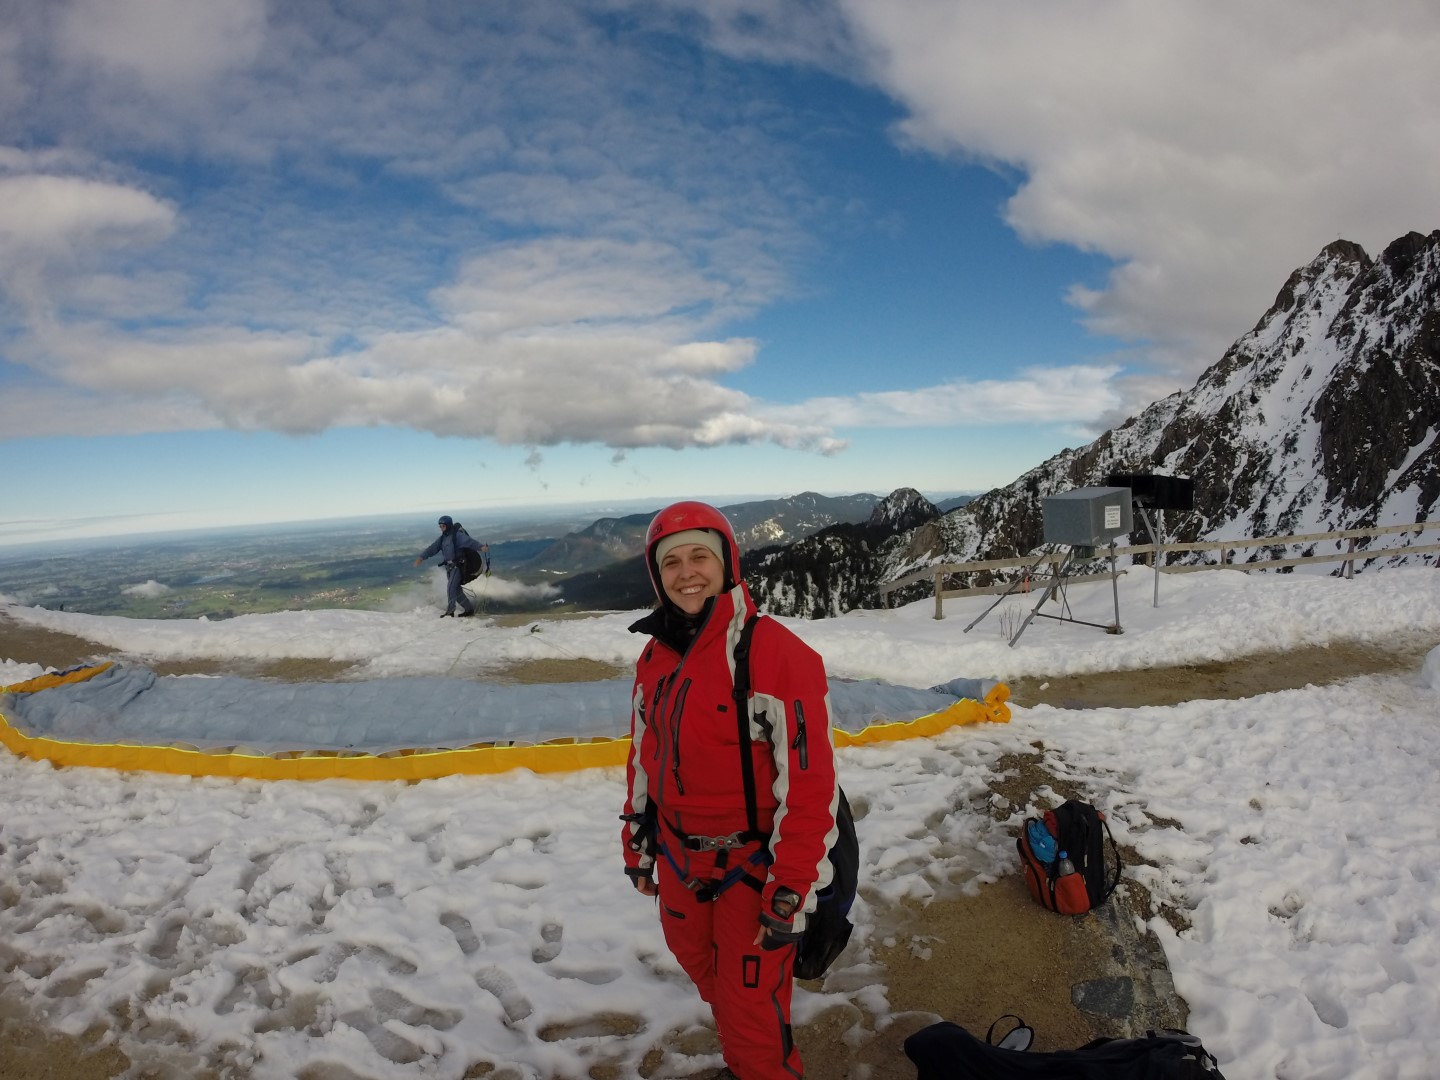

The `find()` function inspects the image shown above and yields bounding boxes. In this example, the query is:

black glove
[624,866,657,896]
[758,887,803,950]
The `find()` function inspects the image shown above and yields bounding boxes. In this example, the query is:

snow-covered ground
[3,567,1439,1079]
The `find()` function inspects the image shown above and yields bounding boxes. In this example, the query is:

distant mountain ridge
[522,491,880,577]
[545,491,882,609]
[747,489,940,618]
[749,229,1440,617]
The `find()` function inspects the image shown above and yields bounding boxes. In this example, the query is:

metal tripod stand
[965,543,1124,647]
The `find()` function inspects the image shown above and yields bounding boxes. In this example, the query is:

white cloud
[0,384,217,439]
[57,0,266,89]
[18,1,1429,472]
[432,238,744,336]
[0,173,177,322]
[634,0,857,69]
[467,575,561,607]
[0,174,174,253]
[12,309,823,450]
[834,0,1440,377]
[0,6,833,456]
[121,579,171,598]
[774,364,1123,429]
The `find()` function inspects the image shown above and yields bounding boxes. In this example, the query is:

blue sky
[2,1,1438,545]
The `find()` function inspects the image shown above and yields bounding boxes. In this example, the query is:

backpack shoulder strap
[731,614,762,837]
[1099,813,1123,901]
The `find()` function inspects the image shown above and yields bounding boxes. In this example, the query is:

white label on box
[1105,504,1121,530]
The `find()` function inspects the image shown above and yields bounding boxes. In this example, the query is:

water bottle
[1056,850,1077,877]
[1026,820,1057,863]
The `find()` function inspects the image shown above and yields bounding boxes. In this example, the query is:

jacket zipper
[668,679,692,794]
[791,700,809,770]
[648,675,669,760]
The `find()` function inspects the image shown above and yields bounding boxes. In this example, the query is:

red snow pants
[657,849,802,1079]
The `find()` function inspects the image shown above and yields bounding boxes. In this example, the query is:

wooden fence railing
[876,519,1440,620]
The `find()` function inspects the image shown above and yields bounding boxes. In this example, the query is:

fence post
[1345,537,1355,580]
[934,570,945,620]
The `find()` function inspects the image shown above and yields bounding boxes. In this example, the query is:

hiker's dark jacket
[418,527,483,567]
[621,581,840,931]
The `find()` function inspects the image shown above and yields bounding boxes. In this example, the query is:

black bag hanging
[732,615,858,981]
[905,1019,1226,1079]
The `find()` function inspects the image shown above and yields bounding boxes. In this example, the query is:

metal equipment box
[1105,472,1195,511]
[1042,486,1134,549]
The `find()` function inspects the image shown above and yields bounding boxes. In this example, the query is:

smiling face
[659,542,725,616]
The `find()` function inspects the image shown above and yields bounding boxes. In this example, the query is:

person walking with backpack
[413,515,486,618]
[621,501,840,1080]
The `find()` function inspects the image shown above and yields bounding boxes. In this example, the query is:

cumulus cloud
[4,226,848,451]
[57,0,266,89]
[0,174,175,255]
[17,0,1426,466]
[468,575,561,607]
[773,364,1123,430]
[0,173,177,318]
[121,579,172,598]
[401,570,560,613]
[834,0,1440,377]
[0,384,216,439]
[0,4,842,455]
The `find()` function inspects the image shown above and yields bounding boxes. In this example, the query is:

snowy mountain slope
[754,231,1439,616]
[748,489,939,618]
[922,230,1440,568]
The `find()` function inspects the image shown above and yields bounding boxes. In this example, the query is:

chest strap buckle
[684,830,749,852]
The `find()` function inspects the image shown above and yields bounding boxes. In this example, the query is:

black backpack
[733,615,858,981]
[905,1020,1226,1079]
[451,525,485,584]
[1017,799,1121,914]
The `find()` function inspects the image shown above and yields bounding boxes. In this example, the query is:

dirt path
[1007,631,1438,709]
[2,614,1435,1078]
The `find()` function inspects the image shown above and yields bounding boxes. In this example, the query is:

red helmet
[645,500,740,600]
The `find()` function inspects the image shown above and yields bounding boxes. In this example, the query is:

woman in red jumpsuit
[621,501,840,1080]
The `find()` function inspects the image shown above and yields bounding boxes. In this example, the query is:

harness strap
[654,613,770,906]
[663,813,766,852]
[660,807,773,902]
[694,855,768,902]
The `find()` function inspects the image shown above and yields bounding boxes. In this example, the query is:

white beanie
[654,528,725,568]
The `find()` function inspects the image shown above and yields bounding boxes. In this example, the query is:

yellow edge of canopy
[0,664,1010,781]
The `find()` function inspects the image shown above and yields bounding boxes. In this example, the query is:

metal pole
[1136,507,1163,608]
[1108,541,1123,634]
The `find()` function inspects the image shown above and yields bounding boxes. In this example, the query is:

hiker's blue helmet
[438,515,453,528]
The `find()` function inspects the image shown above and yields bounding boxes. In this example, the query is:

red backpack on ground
[1017,799,1121,914]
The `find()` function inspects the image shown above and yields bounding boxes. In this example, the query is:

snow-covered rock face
[906,229,1440,571]
[750,230,1440,618]
[867,487,940,532]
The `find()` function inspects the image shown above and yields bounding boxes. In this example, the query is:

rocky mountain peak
[749,229,1440,618]
[868,488,940,532]
[942,227,1440,565]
